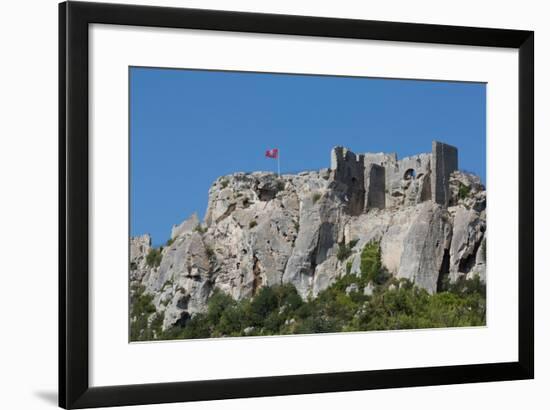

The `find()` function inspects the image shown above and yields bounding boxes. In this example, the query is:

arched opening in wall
[403,168,416,180]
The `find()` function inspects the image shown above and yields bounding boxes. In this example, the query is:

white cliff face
[396,203,453,293]
[129,234,151,282]
[130,151,486,332]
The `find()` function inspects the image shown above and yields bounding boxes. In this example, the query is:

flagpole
[277,150,280,177]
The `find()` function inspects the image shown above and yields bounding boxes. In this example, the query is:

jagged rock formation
[129,234,151,282]
[130,141,486,333]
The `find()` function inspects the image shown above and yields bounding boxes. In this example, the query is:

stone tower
[431,141,458,206]
[330,147,366,216]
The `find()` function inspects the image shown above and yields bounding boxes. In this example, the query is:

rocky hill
[130,142,486,338]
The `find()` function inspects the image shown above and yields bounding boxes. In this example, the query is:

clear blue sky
[130,67,486,245]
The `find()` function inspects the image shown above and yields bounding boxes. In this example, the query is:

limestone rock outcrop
[130,142,486,332]
[130,234,151,282]
[396,203,452,293]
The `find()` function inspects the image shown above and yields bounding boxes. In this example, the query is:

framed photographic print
[59,1,534,408]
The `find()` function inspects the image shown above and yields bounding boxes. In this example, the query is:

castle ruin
[330,141,458,214]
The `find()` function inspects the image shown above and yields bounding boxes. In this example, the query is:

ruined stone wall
[331,141,457,212]
[384,153,432,207]
[431,141,458,206]
[363,152,398,169]
[396,154,432,179]
[331,147,365,215]
[365,164,386,209]
[362,153,396,209]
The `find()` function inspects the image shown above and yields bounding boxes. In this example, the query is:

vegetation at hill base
[130,242,485,341]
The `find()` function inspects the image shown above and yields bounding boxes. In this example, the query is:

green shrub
[360,242,382,283]
[160,279,173,292]
[206,289,236,324]
[336,243,353,261]
[156,256,485,339]
[193,224,206,234]
[353,278,486,331]
[312,192,322,204]
[437,272,451,292]
[181,313,211,339]
[149,311,164,336]
[458,183,471,200]
[129,285,158,341]
[335,238,360,263]
[220,179,229,189]
[249,220,258,228]
[448,274,486,297]
[276,283,303,311]
[217,304,247,336]
[294,315,337,334]
[205,246,215,262]
[166,237,176,247]
[249,287,279,323]
[145,248,163,268]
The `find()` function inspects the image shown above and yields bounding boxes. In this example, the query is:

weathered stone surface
[331,146,366,215]
[397,203,452,294]
[365,164,385,209]
[467,238,486,282]
[161,277,211,330]
[386,153,432,208]
[448,207,485,282]
[142,232,210,292]
[448,171,486,211]
[329,141,456,212]
[171,213,199,239]
[130,143,486,334]
[345,283,359,295]
[431,141,458,206]
[129,234,151,281]
[282,190,345,298]
[137,231,214,330]
[199,173,304,300]
[312,257,342,297]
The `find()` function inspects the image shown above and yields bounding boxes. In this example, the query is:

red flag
[265,148,279,159]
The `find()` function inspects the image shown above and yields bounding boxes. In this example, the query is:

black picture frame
[59,1,534,408]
